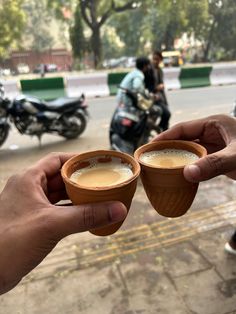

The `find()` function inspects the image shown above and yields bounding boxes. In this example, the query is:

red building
[5,49,73,72]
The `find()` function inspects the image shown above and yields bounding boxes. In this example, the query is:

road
[0,84,235,185]
[0,84,235,224]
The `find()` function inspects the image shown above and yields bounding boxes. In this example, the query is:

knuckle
[18,169,40,189]
[47,152,59,159]
[82,205,96,229]
[205,154,224,174]
[5,173,24,190]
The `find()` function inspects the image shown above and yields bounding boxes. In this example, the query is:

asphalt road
[0,85,236,222]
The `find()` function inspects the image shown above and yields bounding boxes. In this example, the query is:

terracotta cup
[61,150,140,236]
[134,140,207,218]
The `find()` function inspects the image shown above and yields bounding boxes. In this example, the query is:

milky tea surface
[140,149,199,168]
[70,158,133,188]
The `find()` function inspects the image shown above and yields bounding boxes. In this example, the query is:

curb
[2,64,236,100]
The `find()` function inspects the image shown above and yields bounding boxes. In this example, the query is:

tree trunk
[164,26,174,51]
[203,20,216,62]
[91,26,101,68]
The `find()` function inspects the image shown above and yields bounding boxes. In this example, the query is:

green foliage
[102,27,123,59]
[209,0,236,60]
[0,0,26,59]
[106,0,209,56]
[70,4,88,59]
[23,0,55,52]
[107,8,145,57]
[32,0,236,64]
[46,0,74,21]
[145,0,209,50]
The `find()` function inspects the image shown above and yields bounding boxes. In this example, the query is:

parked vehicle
[109,87,162,155]
[33,63,58,74]
[17,63,30,74]
[162,51,183,67]
[0,83,89,147]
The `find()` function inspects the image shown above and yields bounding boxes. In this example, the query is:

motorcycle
[0,83,89,147]
[109,87,163,155]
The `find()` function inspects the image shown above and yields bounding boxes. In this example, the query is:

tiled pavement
[1,201,236,314]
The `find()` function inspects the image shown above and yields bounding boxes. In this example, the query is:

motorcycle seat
[43,97,84,111]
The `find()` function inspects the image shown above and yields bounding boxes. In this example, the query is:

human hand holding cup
[61,150,140,236]
[134,140,207,217]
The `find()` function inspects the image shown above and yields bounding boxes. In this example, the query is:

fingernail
[109,203,127,222]
[184,164,201,182]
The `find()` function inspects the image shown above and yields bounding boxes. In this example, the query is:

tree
[47,0,142,68]
[107,7,145,57]
[70,4,88,60]
[79,0,141,68]
[214,0,236,60]
[202,0,236,61]
[0,0,26,60]
[22,0,55,52]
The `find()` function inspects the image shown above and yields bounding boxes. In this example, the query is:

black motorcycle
[0,83,89,147]
[109,87,162,155]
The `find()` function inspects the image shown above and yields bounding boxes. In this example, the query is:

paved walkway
[1,201,236,314]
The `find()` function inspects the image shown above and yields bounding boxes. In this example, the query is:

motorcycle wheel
[61,113,87,139]
[0,125,9,147]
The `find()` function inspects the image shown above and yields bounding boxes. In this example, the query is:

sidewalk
[1,200,236,314]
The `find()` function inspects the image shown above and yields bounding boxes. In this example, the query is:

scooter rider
[110,56,157,154]
[117,56,151,107]
[144,50,171,131]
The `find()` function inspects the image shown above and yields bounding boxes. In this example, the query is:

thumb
[184,149,234,182]
[52,201,127,238]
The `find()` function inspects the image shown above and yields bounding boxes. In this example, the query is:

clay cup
[134,140,207,218]
[61,150,140,236]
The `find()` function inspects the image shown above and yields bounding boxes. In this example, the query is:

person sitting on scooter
[117,56,151,107]
[144,50,171,131]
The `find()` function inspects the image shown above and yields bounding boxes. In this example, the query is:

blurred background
[1,1,236,313]
[0,0,236,76]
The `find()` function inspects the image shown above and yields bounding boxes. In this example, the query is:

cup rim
[61,149,141,191]
[134,140,207,170]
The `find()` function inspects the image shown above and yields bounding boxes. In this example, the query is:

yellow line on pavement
[24,200,236,283]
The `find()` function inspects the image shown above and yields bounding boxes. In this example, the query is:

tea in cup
[134,140,207,217]
[61,150,140,236]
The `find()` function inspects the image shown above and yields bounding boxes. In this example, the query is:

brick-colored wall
[8,49,73,72]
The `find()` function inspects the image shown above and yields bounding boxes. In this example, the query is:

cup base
[89,221,123,236]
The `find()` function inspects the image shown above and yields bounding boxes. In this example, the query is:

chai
[70,158,133,187]
[140,148,199,168]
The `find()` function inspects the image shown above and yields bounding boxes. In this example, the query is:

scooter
[0,83,89,147]
[109,87,162,155]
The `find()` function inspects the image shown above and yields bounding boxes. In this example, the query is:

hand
[153,93,161,101]
[154,114,236,182]
[0,153,127,294]
[156,83,164,91]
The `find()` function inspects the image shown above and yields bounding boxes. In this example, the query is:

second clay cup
[134,140,207,218]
